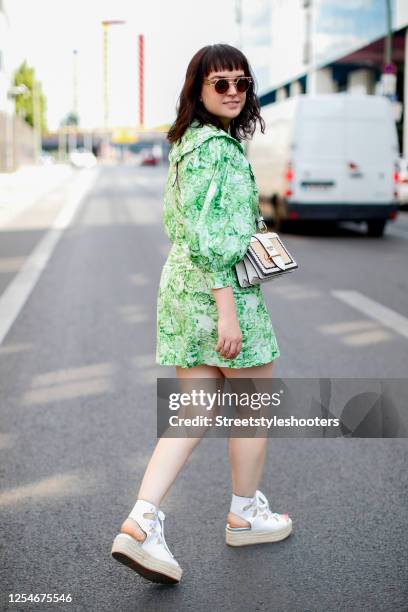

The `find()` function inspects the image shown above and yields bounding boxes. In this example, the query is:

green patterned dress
[156,120,280,369]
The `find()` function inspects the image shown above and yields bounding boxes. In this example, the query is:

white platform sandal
[226,489,293,547]
[111,499,182,584]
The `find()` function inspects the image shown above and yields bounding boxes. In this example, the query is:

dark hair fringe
[167,44,265,144]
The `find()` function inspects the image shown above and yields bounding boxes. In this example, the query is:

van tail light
[288,211,299,220]
[284,162,294,182]
[389,210,398,220]
[393,162,400,184]
[284,162,293,197]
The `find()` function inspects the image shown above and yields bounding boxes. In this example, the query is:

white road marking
[319,320,378,334]
[331,290,408,340]
[0,168,99,346]
[386,225,408,240]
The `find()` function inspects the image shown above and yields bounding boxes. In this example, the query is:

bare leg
[120,364,224,541]
[219,361,274,528]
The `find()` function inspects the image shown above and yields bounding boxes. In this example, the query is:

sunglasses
[203,76,253,94]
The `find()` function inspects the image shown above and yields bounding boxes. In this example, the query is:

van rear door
[343,98,396,204]
[294,98,345,203]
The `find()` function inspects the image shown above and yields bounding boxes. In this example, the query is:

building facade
[243,0,408,155]
[0,0,11,113]
[0,0,35,171]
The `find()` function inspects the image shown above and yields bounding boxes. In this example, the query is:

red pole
[138,34,144,127]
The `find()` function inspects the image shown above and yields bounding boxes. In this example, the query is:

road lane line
[331,290,408,340]
[0,168,99,346]
[386,226,408,240]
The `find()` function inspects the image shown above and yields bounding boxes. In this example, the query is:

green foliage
[61,112,79,127]
[12,60,47,132]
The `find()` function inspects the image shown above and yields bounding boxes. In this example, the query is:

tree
[60,112,79,127]
[12,60,47,132]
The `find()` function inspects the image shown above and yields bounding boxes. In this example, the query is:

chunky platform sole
[225,523,293,546]
[111,533,182,584]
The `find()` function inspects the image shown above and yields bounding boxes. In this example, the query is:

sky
[4,0,244,131]
[5,0,399,132]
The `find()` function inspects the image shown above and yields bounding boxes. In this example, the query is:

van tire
[366,219,386,237]
[274,217,290,233]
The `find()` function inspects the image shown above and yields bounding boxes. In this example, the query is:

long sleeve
[178,136,256,289]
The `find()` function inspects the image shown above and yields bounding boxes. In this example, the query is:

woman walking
[111,43,292,584]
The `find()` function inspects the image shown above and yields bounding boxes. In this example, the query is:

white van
[247,93,400,236]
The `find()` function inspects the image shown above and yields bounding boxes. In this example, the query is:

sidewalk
[0,163,75,227]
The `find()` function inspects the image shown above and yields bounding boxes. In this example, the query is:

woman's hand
[211,285,243,360]
[215,314,243,360]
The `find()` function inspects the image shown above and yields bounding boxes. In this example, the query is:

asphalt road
[0,163,407,612]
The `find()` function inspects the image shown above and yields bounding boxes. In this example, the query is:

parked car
[69,148,97,169]
[397,157,408,207]
[39,152,55,165]
[247,93,400,236]
[140,148,158,166]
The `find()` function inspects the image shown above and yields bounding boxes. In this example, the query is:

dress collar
[169,119,245,164]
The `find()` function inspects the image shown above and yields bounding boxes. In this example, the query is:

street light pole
[303,0,314,94]
[101,20,126,133]
[102,22,109,133]
[380,0,397,117]
[385,0,392,66]
[138,34,144,128]
[72,48,79,151]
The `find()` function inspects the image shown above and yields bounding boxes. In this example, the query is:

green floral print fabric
[156,120,280,369]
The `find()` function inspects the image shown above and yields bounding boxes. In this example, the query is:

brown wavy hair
[167,44,265,144]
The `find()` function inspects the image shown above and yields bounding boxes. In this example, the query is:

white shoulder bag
[234,211,299,288]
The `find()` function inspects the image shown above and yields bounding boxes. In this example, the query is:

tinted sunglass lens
[236,78,250,92]
[214,79,229,94]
